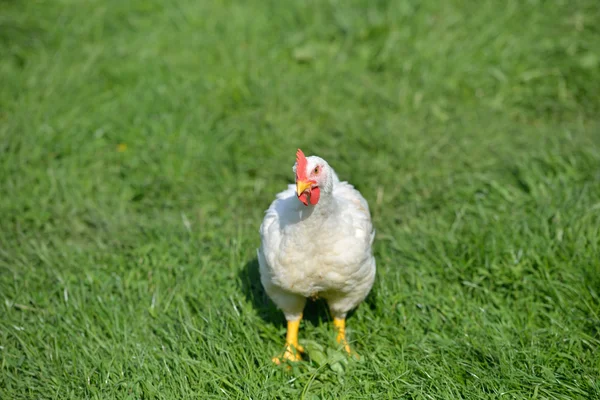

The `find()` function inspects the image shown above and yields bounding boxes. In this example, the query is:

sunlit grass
[1,0,599,398]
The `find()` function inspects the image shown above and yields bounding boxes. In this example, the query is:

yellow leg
[333,317,358,358]
[272,317,304,364]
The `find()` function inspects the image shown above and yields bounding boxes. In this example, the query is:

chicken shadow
[239,257,377,328]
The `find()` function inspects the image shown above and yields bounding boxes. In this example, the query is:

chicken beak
[296,180,312,197]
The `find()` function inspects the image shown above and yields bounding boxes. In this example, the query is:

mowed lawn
[1,0,600,398]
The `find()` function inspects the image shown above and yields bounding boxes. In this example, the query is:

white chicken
[257,149,376,363]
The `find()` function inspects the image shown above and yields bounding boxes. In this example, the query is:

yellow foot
[272,344,304,364]
[333,317,360,360]
[272,317,304,364]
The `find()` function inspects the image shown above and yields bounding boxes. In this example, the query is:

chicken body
[257,150,376,363]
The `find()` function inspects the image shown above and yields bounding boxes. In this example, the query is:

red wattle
[309,187,320,205]
[298,193,309,206]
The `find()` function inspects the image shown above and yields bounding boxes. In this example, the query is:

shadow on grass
[238,257,285,327]
[238,257,377,328]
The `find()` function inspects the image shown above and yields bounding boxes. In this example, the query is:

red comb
[296,149,307,180]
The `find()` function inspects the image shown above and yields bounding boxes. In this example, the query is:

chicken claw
[272,318,304,364]
[333,317,359,359]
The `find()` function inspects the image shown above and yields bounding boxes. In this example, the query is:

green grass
[1,0,600,398]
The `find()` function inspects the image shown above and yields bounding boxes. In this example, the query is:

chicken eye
[313,166,319,174]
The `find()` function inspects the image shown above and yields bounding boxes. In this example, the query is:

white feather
[257,154,376,322]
